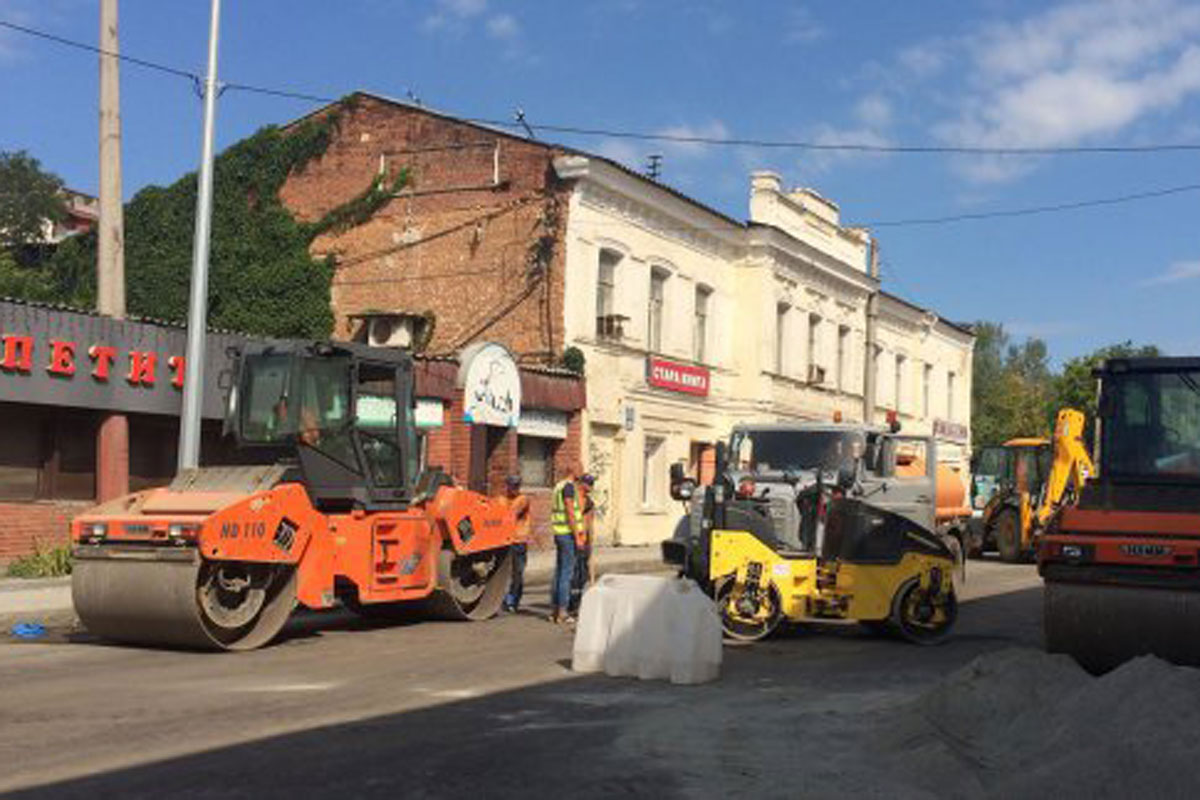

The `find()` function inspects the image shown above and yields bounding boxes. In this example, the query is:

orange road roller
[71,342,519,650]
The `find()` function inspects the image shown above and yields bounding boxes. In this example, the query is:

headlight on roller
[167,522,201,542]
[83,522,107,543]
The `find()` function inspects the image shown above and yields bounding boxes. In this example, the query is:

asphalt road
[0,560,1043,799]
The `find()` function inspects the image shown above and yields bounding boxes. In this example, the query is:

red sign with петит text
[646,357,710,397]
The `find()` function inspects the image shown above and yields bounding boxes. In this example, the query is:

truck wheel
[994,509,1024,563]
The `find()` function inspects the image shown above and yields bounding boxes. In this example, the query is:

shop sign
[646,356,710,397]
[458,342,521,427]
[414,397,445,429]
[933,418,969,442]
[517,408,568,439]
[0,300,244,419]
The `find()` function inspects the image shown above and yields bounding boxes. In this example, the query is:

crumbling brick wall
[280,95,572,365]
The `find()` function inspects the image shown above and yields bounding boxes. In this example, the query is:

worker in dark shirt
[502,475,531,613]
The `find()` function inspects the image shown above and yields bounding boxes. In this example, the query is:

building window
[807,314,823,383]
[923,363,933,419]
[648,267,668,353]
[130,415,179,492]
[694,285,712,363]
[596,248,620,338]
[642,435,664,506]
[837,325,850,391]
[518,435,557,488]
[947,371,957,421]
[894,355,906,413]
[0,405,96,502]
[0,412,42,501]
[775,303,789,374]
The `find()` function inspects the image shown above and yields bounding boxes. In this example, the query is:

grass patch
[6,544,72,578]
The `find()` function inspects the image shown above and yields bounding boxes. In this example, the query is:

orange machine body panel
[72,482,521,611]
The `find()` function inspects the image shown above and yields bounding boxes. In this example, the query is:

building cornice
[747,224,877,298]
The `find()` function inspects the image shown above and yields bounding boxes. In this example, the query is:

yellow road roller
[663,425,959,643]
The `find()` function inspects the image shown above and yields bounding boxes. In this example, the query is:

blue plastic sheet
[10,622,47,639]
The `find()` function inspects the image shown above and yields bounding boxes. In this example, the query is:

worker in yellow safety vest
[549,467,585,624]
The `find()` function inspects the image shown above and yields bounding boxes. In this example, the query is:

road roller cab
[1040,357,1200,672]
[71,342,520,650]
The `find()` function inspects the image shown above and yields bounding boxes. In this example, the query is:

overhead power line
[467,117,1200,156]
[859,182,1200,227]
[6,18,1200,156]
[0,18,196,79]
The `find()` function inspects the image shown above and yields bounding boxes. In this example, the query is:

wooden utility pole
[96,0,129,502]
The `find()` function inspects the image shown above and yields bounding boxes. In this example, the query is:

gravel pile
[879,648,1200,798]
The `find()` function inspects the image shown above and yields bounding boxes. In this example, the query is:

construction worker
[549,467,585,625]
[568,474,596,616]
[501,475,531,613]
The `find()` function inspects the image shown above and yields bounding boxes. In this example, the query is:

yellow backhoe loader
[968,408,1095,562]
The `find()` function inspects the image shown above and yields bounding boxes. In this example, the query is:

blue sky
[2,0,1198,363]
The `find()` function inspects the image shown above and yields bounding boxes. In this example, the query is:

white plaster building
[554,158,974,546]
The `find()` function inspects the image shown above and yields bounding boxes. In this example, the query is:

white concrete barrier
[572,574,721,685]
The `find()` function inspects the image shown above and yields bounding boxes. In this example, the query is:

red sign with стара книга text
[646,356,710,397]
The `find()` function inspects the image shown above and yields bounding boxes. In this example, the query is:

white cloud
[423,0,488,33]
[654,120,730,160]
[898,40,949,78]
[423,1,532,61]
[929,0,1200,182]
[486,13,520,40]
[784,7,824,45]
[1139,260,1200,286]
[854,94,892,128]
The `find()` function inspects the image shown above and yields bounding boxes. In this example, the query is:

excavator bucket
[1044,581,1200,674]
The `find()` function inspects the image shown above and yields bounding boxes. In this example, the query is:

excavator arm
[1034,408,1095,528]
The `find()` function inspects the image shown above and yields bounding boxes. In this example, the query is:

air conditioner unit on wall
[807,364,826,385]
[368,316,412,348]
[351,311,433,351]
[596,314,629,340]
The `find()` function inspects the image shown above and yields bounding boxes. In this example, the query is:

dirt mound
[879,648,1200,798]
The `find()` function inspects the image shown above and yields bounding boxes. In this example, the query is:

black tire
[993,509,1024,563]
[715,576,782,642]
[890,576,957,645]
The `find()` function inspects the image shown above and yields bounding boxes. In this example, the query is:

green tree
[0,150,66,253]
[971,322,1054,448]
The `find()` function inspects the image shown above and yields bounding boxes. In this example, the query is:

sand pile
[879,648,1200,798]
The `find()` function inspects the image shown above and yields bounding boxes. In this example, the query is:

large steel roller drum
[72,549,297,651]
[1044,580,1200,674]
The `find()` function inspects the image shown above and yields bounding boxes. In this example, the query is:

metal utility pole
[862,237,880,425]
[177,0,222,472]
[96,0,129,502]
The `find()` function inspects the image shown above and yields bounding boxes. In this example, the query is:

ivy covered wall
[49,98,402,338]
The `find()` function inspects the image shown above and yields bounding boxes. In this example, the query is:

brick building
[270,93,972,546]
[280,95,572,361]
